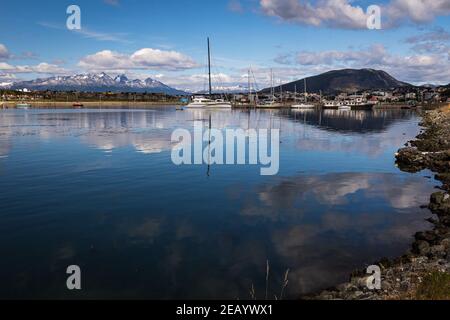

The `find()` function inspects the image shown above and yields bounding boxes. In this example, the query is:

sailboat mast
[280,80,283,102]
[248,69,251,100]
[207,37,212,96]
[304,77,307,103]
[270,69,274,100]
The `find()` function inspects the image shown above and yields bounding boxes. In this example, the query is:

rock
[441,238,450,249]
[395,147,428,172]
[440,215,450,226]
[413,240,431,255]
[415,231,438,244]
[400,280,410,291]
[352,276,372,289]
[430,245,446,258]
[352,291,364,299]
[336,283,354,292]
[430,192,450,215]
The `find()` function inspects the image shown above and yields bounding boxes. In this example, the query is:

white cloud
[293,44,388,66]
[0,62,68,74]
[78,50,130,70]
[0,44,10,60]
[131,48,198,70]
[386,0,450,26]
[405,27,450,54]
[260,0,368,29]
[274,44,450,84]
[38,22,130,44]
[259,0,450,29]
[151,72,241,92]
[78,48,198,71]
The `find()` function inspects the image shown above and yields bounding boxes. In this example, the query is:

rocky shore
[312,105,450,300]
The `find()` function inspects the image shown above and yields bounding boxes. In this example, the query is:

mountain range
[5,73,187,95]
[1,69,434,96]
[262,69,413,94]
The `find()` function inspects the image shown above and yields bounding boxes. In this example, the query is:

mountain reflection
[287,109,415,133]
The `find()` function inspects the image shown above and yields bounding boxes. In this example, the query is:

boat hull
[256,103,287,109]
[291,104,315,109]
[323,104,374,110]
[186,102,232,109]
[351,104,375,110]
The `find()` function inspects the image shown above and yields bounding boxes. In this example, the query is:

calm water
[0,107,438,299]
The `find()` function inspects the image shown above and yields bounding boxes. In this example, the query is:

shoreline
[0,101,183,108]
[309,104,450,300]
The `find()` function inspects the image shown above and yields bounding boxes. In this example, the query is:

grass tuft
[415,271,450,300]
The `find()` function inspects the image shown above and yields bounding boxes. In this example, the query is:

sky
[0,0,449,91]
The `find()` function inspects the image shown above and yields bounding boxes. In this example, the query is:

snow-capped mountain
[8,73,187,95]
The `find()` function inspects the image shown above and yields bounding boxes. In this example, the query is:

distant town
[2,84,449,107]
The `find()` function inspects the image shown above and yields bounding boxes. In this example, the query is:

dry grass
[443,103,450,113]
[415,271,450,300]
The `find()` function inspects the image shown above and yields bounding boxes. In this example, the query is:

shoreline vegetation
[310,104,450,300]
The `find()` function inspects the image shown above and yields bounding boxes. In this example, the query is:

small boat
[16,103,31,109]
[338,105,351,111]
[73,103,84,108]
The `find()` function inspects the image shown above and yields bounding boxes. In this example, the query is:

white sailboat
[187,38,232,109]
[291,77,315,109]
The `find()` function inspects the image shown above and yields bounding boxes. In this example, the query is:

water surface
[0,107,437,299]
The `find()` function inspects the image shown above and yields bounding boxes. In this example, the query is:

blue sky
[0,0,449,90]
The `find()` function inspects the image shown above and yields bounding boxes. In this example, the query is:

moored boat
[256,101,286,108]
[16,103,31,109]
[187,96,232,109]
[292,103,315,109]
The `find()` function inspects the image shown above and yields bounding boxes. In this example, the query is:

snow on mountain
[9,73,187,95]
[0,82,13,88]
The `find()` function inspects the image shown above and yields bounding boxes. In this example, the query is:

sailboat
[186,38,232,109]
[291,77,315,109]
[257,69,285,108]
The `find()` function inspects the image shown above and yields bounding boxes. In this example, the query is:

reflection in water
[287,109,412,133]
[0,107,438,299]
[241,172,433,295]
